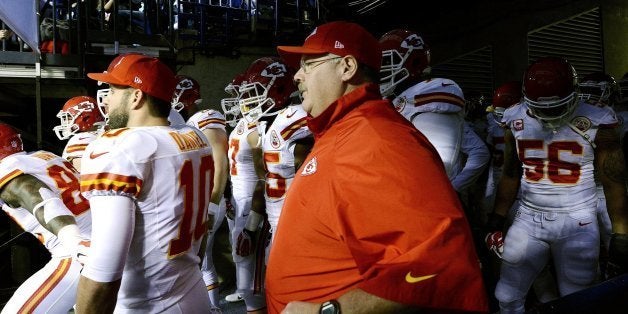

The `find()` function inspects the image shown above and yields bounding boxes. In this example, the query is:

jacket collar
[307,83,381,137]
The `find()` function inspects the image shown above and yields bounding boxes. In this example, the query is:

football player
[0,123,90,314]
[76,53,212,312]
[172,74,229,312]
[485,57,628,313]
[234,57,313,313]
[220,72,268,310]
[379,29,490,196]
[54,95,106,171]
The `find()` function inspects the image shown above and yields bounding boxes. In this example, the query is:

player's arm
[283,288,408,314]
[0,173,87,256]
[492,129,521,219]
[594,127,628,276]
[235,131,265,257]
[76,195,135,314]
[0,174,76,234]
[485,129,521,257]
[450,125,490,192]
[595,127,628,233]
[293,136,314,171]
[202,128,229,205]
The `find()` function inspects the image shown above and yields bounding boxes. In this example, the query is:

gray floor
[218,288,247,313]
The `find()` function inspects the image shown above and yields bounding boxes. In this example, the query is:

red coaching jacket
[265,84,488,313]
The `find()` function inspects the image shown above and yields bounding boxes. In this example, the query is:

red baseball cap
[87,53,177,103]
[277,21,382,72]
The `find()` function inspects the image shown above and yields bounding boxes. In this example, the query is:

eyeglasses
[299,56,342,74]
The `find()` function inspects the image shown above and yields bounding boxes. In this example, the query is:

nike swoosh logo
[286,111,296,118]
[442,82,454,87]
[579,221,592,226]
[89,151,109,159]
[405,272,437,283]
[78,137,91,141]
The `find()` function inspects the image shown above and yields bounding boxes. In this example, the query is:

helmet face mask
[221,75,246,127]
[238,57,295,124]
[96,88,110,121]
[526,92,578,129]
[578,72,618,107]
[53,96,105,140]
[380,49,411,96]
[239,80,277,123]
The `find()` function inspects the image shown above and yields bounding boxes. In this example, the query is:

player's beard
[107,98,130,129]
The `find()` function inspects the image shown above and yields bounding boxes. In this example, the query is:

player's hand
[225,199,235,220]
[236,229,255,257]
[607,233,628,278]
[282,301,320,314]
[485,231,504,258]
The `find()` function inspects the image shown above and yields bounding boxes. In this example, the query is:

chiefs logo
[270,130,281,148]
[570,116,592,132]
[262,62,287,78]
[176,78,194,92]
[69,101,96,114]
[402,34,425,50]
[393,97,407,112]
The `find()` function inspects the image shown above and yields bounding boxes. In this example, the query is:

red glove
[485,231,504,258]
[236,229,255,257]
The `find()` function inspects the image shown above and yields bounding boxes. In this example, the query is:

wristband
[208,202,219,215]
[57,224,82,252]
[33,188,73,224]
[245,210,263,232]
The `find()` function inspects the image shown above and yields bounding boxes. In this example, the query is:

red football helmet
[379,29,431,97]
[0,123,23,160]
[53,96,105,140]
[172,75,202,112]
[578,72,619,107]
[221,72,247,127]
[523,57,579,128]
[487,81,522,122]
[238,57,296,123]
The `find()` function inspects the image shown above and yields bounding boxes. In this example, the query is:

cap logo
[261,62,287,78]
[402,34,425,49]
[134,76,142,84]
[334,41,344,49]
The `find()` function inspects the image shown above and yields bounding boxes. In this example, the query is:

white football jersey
[392,78,467,180]
[502,101,617,212]
[0,151,91,257]
[62,131,98,161]
[229,119,259,199]
[260,105,311,228]
[80,125,212,311]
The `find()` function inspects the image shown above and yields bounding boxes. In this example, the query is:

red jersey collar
[307,83,381,136]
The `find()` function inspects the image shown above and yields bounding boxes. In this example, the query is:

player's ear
[129,88,144,110]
